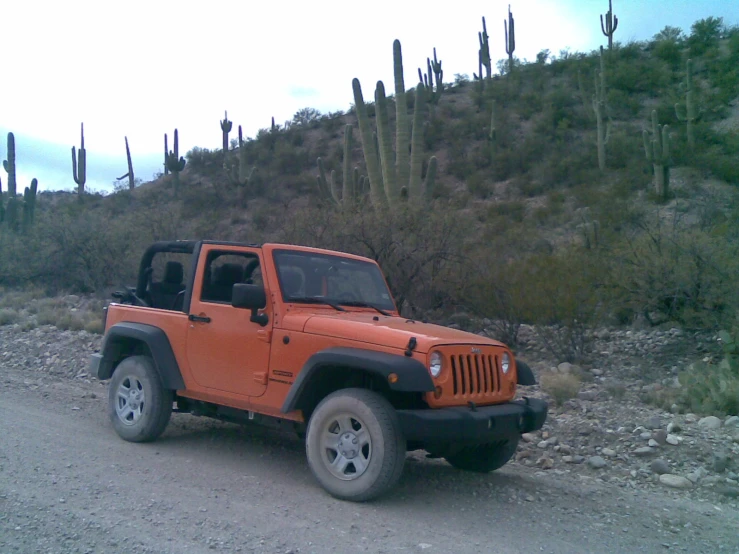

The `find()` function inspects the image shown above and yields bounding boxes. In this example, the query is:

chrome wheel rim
[320,413,372,480]
[115,376,146,426]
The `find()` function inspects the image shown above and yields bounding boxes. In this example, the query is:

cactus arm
[125,136,135,190]
[423,156,437,201]
[352,78,385,206]
[393,39,410,198]
[408,85,426,198]
[375,81,397,201]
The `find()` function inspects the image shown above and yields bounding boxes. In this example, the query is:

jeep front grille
[425,346,514,408]
[451,353,501,396]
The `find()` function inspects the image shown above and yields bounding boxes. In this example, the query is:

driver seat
[149,261,185,310]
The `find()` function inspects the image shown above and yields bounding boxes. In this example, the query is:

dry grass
[540,372,582,406]
[0,308,20,326]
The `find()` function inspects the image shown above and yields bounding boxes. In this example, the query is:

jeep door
[185,245,271,397]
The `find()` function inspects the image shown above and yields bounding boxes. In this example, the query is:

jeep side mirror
[232,283,269,326]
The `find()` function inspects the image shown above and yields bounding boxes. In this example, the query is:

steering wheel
[337,290,360,302]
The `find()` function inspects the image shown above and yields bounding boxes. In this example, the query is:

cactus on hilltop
[22,178,38,231]
[220,111,232,153]
[165,129,186,197]
[418,48,444,104]
[163,133,169,176]
[71,123,87,201]
[675,59,702,150]
[504,5,516,74]
[643,110,671,200]
[477,17,491,81]
[3,132,17,197]
[116,137,136,190]
[600,0,619,51]
[593,47,610,171]
[2,133,20,229]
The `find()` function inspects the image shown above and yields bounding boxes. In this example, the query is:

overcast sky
[1,0,736,192]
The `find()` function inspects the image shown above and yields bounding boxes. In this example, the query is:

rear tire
[306,388,406,502]
[444,439,519,473]
[108,355,173,443]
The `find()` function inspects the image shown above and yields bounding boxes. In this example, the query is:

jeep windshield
[273,250,397,312]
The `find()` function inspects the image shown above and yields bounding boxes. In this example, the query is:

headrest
[163,261,184,284]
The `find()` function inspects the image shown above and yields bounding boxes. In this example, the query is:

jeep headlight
[429,351,443,378]
[501,352,511,374]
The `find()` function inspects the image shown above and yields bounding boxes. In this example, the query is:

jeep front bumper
[396,397,547,443]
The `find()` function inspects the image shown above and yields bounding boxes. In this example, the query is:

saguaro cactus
[504,5,516,74]
[675,59,701,149]
[71,123,87,200]
[166,129,186,197]
[22,178,38,231]
[477,17,492,81]
[116,137,135,190]
[418,48,444,104]
[3,132,17,197]
[2,132,20,229]
[220,111,232,153]
[316,125,360,208]
[593,47,610,171]
[352,41,437,206]
[163,133,169,176]
[643,110,671,200]
[600,0,619,50]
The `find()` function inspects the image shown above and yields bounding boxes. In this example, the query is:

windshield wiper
[338,300,390,316]
[287,296,346,311]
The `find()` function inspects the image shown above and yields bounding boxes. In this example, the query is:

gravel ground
[1,318,739,553]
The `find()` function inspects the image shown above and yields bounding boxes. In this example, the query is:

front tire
[444,439,519,473]
[306,388,406,502]
[108,355,173,443]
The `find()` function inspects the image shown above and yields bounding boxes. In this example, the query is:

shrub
[0,308,19,326]
[540,372,581,406]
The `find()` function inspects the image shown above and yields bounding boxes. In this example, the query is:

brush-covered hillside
[1,16,739,359]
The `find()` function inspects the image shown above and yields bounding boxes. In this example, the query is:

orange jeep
[90,240,547,501]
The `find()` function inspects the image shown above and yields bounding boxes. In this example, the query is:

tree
[292,108,322,126]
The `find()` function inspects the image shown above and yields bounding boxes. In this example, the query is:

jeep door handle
[188,314,211,323]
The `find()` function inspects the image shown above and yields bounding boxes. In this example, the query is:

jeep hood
[297,312,504,353]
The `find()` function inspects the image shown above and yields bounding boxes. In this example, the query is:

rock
[648,439,659,448]
[645,416,662,430]
[670,403,680,414]
[724,416,739,429]
[659,474,693,489]
[650,459,671,475]
[652,430,668,445]
[557,362,574,374]
[698,416,722,430]
[713,452,731,474]
[684,413,698,423]
[563,455,585,464]
[521,433,537,443]
[640,432,652,440]
[666,434,681,446]
[717,486,739,499]
[537,441,549,449]
[536,456,554,470]
[590,368,604,376]
[601,448,617,457]
[633,447,656,457]
[587,456,607,469]
[577,391,597,401]
[667,421,681,433]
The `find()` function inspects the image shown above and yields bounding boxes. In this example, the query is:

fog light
[388,373,398,384]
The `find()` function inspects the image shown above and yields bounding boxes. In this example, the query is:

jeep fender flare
[516,360,536,386]
[281,347,435,414]
[95,322,185,390]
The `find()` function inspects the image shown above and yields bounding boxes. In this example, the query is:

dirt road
[1,371,738,554]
